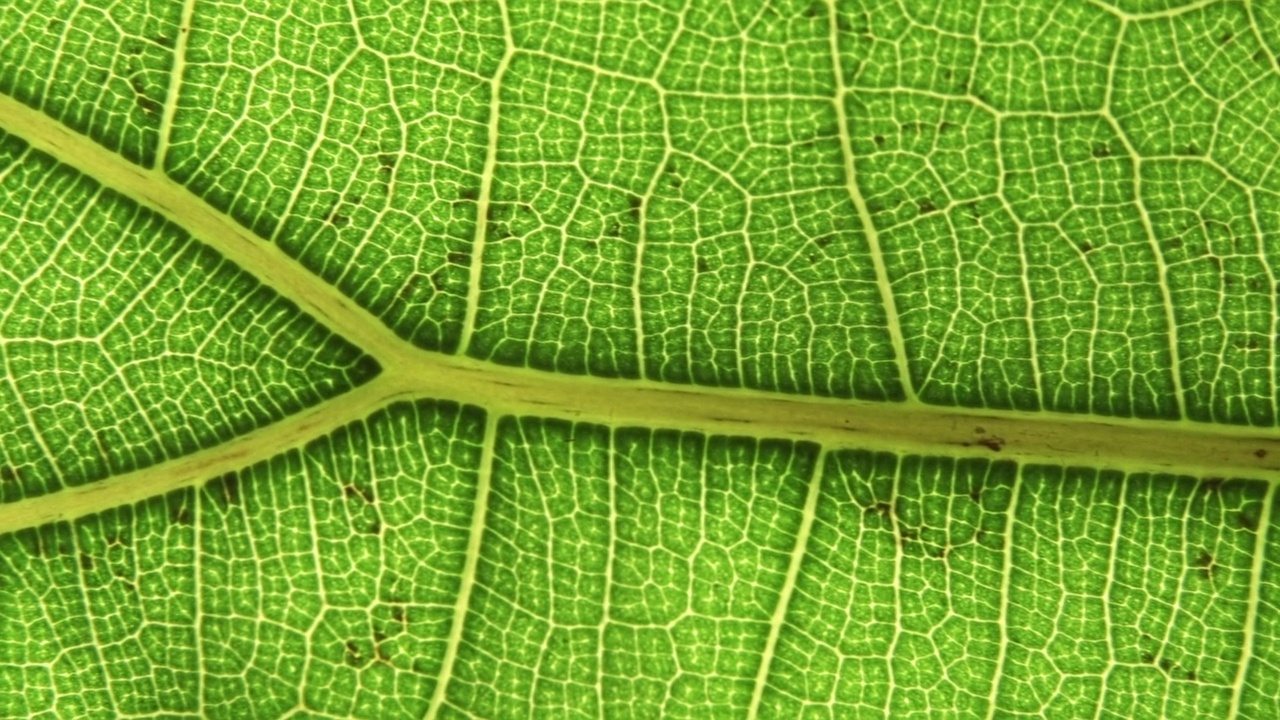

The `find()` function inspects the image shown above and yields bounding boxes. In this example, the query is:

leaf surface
[1,0,1279,717]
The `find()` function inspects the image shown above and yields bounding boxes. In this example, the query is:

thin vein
[984,465,1023,720]
[425,411,499,720]
[457,2,515,357]
[824,0,917,401]
[1101,20,1188,419]
[154,0,198,171]
[597,429,618,718]
[1091,473,1128,720]
[1227,480,1277,719]
[748,448,827,720]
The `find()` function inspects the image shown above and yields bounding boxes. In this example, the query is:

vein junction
[0,93,1276,532]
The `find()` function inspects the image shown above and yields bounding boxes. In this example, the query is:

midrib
[0,94,1277,533]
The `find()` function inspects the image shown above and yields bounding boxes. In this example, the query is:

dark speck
[1239,512,1259,531]
[977,436,1004,452]
[447,252,469,265]
[345,641,364,667]
[1255,448,1267,459]
[917,198,936,216]
[213,473,241,507]
[171,503,193,526]
[873,134,885,145]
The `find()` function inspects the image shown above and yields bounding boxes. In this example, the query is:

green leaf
[1,0,1278,717]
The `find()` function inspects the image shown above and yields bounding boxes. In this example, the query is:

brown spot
[1195,551,1215,580]
[345,641,364,667]
[1255,449,1268,459]
[170,503,193,526]
[343,485,366,502]
[977,436,1004,452]
[430,270,447,291]
[1239,512,1259,531]
[917,198,937,216]
[212,473,241,507]
[873,134,885,146]
[447,252,469,265]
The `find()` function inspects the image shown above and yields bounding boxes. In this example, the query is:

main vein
[0,94,1278,533]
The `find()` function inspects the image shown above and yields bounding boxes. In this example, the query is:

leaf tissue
[1,0,1279,717]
